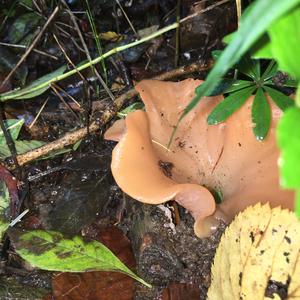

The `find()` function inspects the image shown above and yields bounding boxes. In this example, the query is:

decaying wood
[7,60,213,170]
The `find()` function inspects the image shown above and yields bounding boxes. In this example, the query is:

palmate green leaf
[0,181,10,240]
[268,5,300,80]
[205,79,253,96]
[252,88,271,140]
[0,119,24,143]
[9,229,151,288]
[284,79,299,88]
[237,54,260,80]
[0,66,66,101]
[0,140,45,159]
[261,60,278,81]
[176,0,300,128]
[277,107,300,189]
[224,80,254,94]
[263,86,294,111]
[207,86,256,125]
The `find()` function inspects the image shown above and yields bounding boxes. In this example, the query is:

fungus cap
[105,79,294,237]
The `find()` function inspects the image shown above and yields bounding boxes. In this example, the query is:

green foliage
[277,107,300,216]
[0,66,66,101]
[172,0,300,214]
[263,5,300,79]
[7,12,42,45]
[277,108,300,189]
[207,55,294,140]
[117,102,144,118]
[0,140,45,159]
[252,88,271,140]
[207,85,256,125]
[9,229,151,287]
[0,182,10,240]
[0,23,178,102]
[178,0,300,119]
[0,119,24,141]
[0,118,45,159]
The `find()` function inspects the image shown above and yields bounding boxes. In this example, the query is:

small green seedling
[206,52,296,140]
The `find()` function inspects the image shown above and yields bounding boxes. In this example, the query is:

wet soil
[0,0,236,299]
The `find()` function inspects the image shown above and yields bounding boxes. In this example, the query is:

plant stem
[0,23,178,101]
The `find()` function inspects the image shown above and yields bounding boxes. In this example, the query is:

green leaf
[250,34,274,59]
[209,79,254,96]
[261,60,278,81]
[0,181,10,240]
[7,12,41,45]
[268,5,300,80]
[296,190,300,217]
[222,32,234,44]
[0,140,45,159]
[178,0,300,124]
[9,229,151,288]
[263,86,294,111]
[117,102,144,118]
[277,107,300,188]
[284,79,299,88]
[251,88,271,140]
[0,119,24,143]
[211,50,223,61]
[237,54,260,80]
[0,66,67,101]
[207,86,256,125]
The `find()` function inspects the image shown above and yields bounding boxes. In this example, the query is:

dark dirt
[0,0,236,299]
[119,200,226,299]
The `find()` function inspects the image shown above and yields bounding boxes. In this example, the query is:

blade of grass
[168,0,300,148]
[0,22,178,101]
[85,0,107,83]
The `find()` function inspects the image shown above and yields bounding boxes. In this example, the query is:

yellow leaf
[208,204,300,300]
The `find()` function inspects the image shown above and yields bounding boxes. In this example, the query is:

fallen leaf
[208,204,300,300]
[52,226,138,300]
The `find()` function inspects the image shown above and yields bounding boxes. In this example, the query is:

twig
[0,22,179,101]
[179,0,231,23]
[62,0,115,101]
[0,6,60,89]
[7,60,213,169]
[1,1,228,101]
[53,33,87,83]
[175,0,181,67]
[0,42,59,60]
[29,97,49,129]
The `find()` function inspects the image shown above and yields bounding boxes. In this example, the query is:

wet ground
[0,0,237,299]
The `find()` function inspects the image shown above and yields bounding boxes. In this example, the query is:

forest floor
[0,1,237,299]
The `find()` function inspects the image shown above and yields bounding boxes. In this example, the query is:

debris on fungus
[208,203,300,300]
[105,79,294,237]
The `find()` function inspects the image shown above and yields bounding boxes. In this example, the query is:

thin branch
[7,60,213,169]
[0,22,179,101]
[62,0,115,101]
[0,42,59,60]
